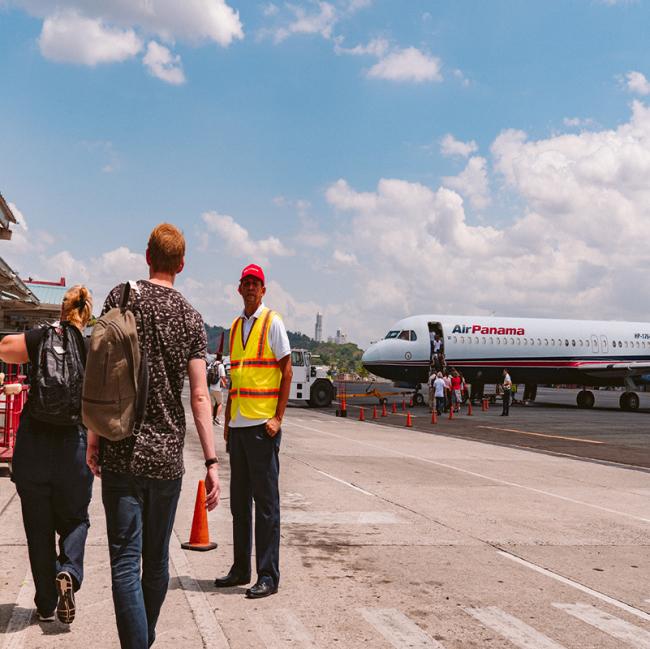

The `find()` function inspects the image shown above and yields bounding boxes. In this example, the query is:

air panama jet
[361,315,650,411]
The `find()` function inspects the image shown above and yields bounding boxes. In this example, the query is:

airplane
[361,314,650,411]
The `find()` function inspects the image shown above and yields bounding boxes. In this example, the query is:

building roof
[0,194,17,240]
[0,257,39,303]
[25,282,68,306]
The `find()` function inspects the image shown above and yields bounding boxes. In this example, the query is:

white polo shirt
[229,302,291,428]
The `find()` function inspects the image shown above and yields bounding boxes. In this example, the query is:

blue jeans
[101,470,182,649]
[11,414,93,615]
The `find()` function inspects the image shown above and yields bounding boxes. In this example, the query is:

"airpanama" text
[452,324,525,335]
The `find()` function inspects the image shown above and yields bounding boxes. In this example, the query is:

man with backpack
[85,223,220,649]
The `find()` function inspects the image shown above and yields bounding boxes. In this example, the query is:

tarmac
[1,386,649,648]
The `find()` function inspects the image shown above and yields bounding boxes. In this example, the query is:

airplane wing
[578,361,650,379]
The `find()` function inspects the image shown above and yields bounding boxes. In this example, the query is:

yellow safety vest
[229,307,282,422]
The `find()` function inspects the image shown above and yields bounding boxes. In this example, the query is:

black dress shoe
[245,580,277,599]
[214,572,251,588]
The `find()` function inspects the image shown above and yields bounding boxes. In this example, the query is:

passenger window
[586,340,589,347]
[496,338,500,345]
[489,337,494,344]
[539,338,543,346]
[578,339,583,346]
[453,336,458,343]
[516,338,521,345]
[565,339,569,347]
[460,336,465,343]
[482,338,486,344]
[467,337,472,344]
[502,337,507,345]
[551,338,554,346]
[572,340,576,347]
[475,337,479,344]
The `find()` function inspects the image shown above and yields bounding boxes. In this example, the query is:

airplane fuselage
[362,314,650,388]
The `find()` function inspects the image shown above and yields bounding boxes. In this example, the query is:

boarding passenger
[501,368,512,416]
[428,368,437,409]
[214,264,292,599]
[86,223,220,649]
[433,372,446,416]
[450,369,462,413]
[208,355,226,425]
[442,371,452,412]
[433,334,443,370]
[0,285,93,624]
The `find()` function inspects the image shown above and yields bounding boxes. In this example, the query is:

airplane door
[599,335,608,353]
[591,335,599,353]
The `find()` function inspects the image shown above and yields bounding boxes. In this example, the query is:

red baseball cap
[240,264,265,285]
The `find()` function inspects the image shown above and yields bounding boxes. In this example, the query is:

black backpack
[207,362,220,386]
[29,323,86,426]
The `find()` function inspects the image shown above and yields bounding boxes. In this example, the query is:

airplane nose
[362,342,382,365]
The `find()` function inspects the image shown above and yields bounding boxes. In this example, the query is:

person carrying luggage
[0,285,94,625]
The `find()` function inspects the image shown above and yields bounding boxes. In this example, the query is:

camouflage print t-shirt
[100,280,207,480]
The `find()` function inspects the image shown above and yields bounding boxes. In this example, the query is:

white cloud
[201,211,294,262]
[38,11,142,65]
[17,0,243,80]
[563,116,598,129]
[270,1,338,43]
[440,134,478,158]
[334,36,388,57]
[143,41,185,85]
[442,156,490,210]
[318,101,650,343]
[453,68,470,87]
[332,249,358,266]
[624,70,650,96]
[367,47,442,83]
[19,0,243,46]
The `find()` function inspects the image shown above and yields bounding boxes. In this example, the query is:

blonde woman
[0,285,93,625]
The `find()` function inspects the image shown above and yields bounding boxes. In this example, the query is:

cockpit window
[396,330,417,341]
[385,331,399,339]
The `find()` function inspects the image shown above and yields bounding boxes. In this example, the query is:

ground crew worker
[214,264,292,599]
[501,368,512,416]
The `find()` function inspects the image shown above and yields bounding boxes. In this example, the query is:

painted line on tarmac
[478,426,604,445]
[360,608,444,648]
[283,511,401,524]
[168,531,230,649]
[498,551,650,623]
[251,609,318,649]
[313,467,374,496]
[1,571,34,649]
[288,421,650,525]
[553,603,650,647]
[464,606,566,649]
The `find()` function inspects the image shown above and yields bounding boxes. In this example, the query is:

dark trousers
[502,390,511,415]
[11,415,93,615]
[229,424,281,588]
[102,470,182,649]
[435,396,445,415]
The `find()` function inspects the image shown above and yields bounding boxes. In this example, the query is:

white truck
[222,348,336,408]
[289,349,336,407]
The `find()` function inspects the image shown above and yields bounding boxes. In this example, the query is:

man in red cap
[214,264,292,598]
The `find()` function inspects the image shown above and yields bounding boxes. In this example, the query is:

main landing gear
[576,390,595,409]
[620,391,640,411]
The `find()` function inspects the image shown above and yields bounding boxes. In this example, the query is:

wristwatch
[204,457,219,468]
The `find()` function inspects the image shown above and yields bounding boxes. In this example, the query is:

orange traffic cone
[392,402,397,414]
[359,407,365,421]
[467,401,473,416]
[372,406,378,419]
[448,405,454,420]
[381,402,388,417]
[181,481,217,551]
[405,412,413,427]
[341,396,347,417]
[431,410,437,424]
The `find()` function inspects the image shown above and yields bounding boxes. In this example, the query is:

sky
[1,0,650,347]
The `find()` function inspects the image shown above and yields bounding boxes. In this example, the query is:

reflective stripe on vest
[229,307,282,422]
